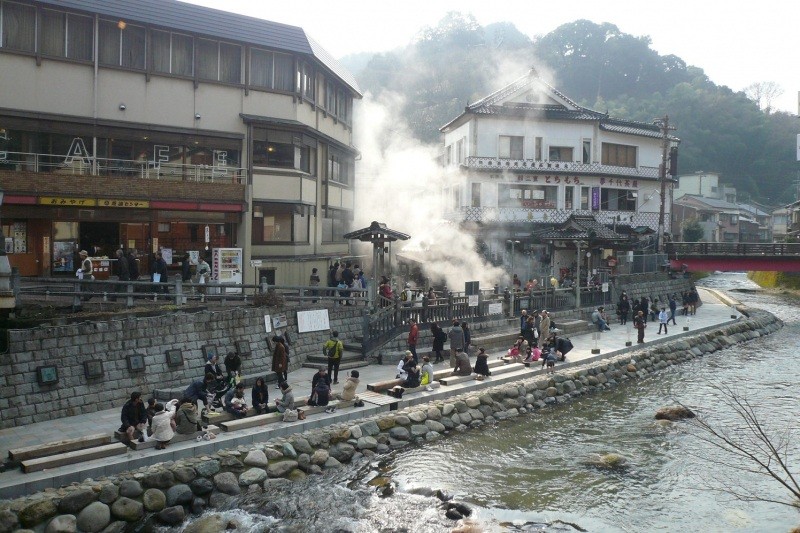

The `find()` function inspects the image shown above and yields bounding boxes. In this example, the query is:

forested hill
[341,13,798,206]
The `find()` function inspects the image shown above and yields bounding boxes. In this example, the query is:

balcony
[464,156,660,179]
[446,207,662,231]
[0,151,246,184]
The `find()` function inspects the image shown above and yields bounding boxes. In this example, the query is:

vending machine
[211,248,243,293]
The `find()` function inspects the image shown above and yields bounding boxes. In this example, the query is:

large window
[98,20,145,69]
[498,184,557,209]
[152,30,193,76]
[1,2,35,52]
[327,148,353,185]
[197,38,241,83]
[250,49,293,91]
[548,146,573,162]
[252,128,317,174]
[600,188,637,211]
[297,61,315,101]
[252,203,309,243]
[602,142,637,168]
[471,183,481,207]
[499,136,523,159]
[321,208,352,243]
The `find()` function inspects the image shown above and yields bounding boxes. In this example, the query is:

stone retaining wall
[0,307,782,532]
[0,305,367,429]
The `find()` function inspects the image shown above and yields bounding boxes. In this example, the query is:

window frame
[498,135,523,159]
[601,142,638,168]
[251,202,310,244]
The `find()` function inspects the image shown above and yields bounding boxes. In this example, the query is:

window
[298,62,314,101]
[66,14,93,60]
[498,184,557,208]
[36,9,92,60]
[498,136,523,159]
[327,148,353,185]
[601,143,637,168]
[196,39,218,80]
[580,187,590,210]
[321,208,352,243]
[535,137,542,161]
[582,139,591,164]
[197,39,241,83]
[152,31,193,76]
[600,188,636,212]
[250,48,274,87]
[471,183,481,207]
[219,42,241,83]
[252,203,309,243]
[274,53,293,91]
[252,129,317,174]
[1,2,36,52]
[456,139,464,164]
[40,10,66,57]
[445,145,452,166]
[325,79,336,113]
[548,146,573,162]
[565,187,574,210]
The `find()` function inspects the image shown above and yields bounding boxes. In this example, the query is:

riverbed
[175,273,800,532]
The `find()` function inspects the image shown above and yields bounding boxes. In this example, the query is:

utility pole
[654,116,676,253]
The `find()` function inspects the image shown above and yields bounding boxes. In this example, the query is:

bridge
[667,242,800,272]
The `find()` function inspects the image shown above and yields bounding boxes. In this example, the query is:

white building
[439,69,677,280]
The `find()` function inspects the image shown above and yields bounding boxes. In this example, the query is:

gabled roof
[35,0,361,96]
[676,195,739,211]
[440,68,678,142]
[737,203,770,217]
[344,221,410,243]
[537,215,627,242]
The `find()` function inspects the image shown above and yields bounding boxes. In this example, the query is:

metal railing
[0,151,246,184]
[667,241,800,257]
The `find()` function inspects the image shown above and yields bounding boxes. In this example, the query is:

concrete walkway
[0,288,742,498]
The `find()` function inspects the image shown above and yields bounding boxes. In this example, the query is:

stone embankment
[0,308,781,533]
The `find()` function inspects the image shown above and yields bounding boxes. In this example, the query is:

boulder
[376,417,396,430]
[243,449,269,467]
[323,457,342,469]
[655,405,695,421]
[281,443,298,459]
[239,468,268,486]
[157,506,186,526]
[388,426,410,440]
[143,489,166,512]
[166,484,194,507]
[359,420,381,437]
[267,460,298,478]
[98,484,119,505]
[329,443,355,463]
[18,499,57,528]
[0,509,19,533]
[310,449,329,465]
[584,453,629,469]
[183,513,225,533]
[291,438,314,454]
[76,502,110,533]
[45,514,77,533]
[194,460,221,477]
[171,467,197,483]
[141,470,175,489]
[212,472,241,495]
[190,477,214,496]
[357,436,378,450]
[58,488,97,515]
[110,498,143,522]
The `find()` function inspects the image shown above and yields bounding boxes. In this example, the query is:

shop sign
[39,197,96,206]
[97,199,150,208]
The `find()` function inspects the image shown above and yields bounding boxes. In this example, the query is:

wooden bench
[201,399,309,425]
[367,378,404,392]
[129,425,221,451]
[9,433,113,463]
[21,443,129,473]
[219,400,355,432]
[439,362,527,385]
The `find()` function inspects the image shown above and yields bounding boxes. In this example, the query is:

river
[174,273,800,533]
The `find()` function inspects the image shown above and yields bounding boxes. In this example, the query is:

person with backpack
[430,323,447,364]
[323,331,344,384]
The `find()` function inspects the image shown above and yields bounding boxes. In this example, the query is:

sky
[188,0,800,114]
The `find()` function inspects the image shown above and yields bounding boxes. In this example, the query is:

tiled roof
[344,221,410,242]
[35,0,361,95]
[537,215,627,241]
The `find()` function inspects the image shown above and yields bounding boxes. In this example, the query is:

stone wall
[0,305,366,429]
[0,307,782,532]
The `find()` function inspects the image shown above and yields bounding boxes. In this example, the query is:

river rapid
[174,273,800,533]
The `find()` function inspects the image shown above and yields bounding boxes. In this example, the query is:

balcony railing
[445,207,662,231]
[464,156,660,179]
[0,151,246,184]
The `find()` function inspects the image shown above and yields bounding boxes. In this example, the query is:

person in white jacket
[150,403,176,450]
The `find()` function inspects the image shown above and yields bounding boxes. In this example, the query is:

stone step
[9,433,113,462]
[439,362,526,386]
[201,398,310,425]
[21,443,129,473]
[129,426,221,451]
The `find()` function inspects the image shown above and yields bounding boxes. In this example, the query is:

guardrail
[667,242,800,257]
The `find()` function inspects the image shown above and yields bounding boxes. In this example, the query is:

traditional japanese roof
[441,68,678,142]
[537,214,628,242]
[344,221,410,243]
[35,0,361,96]
[676,195,739,210]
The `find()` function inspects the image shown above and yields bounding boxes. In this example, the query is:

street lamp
[573,239,586,309]
[0,189,16,309]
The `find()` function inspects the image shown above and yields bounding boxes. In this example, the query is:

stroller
[205,375,234,412]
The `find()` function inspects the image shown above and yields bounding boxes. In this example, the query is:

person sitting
[251,377,270,414]
[507,337,525,363]
[309,369,331,407]
[419,357,438,391]
[175,398,201,435]
[183,373,216,413]
[144,397,157,433]
[591,306,611,331]
[119,391,148,442]
[473,347,491,377]
[396,351,414,380]
[333,370,360,401]
[223,351,241,384]
[204,354,224,380]
[275,381,295,413]
[150,403,176,450]
[402,361,421,388]
[224,384,248,418]
[452,350,472,376]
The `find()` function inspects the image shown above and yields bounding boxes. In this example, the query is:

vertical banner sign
[212,247,221,281]
[591,187,600,210]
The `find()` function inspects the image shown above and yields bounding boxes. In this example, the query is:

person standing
[634,310,646,344]
[223,350,241,385]
[618,295,630,325]
[114,249,130,300]
[181,252,192,283]
[658,307,669,335]
[407,319,419,363]
[639,296,649,323]
[519,309,528,335]
[77,250,94,301]
[668,294,678,325]
[152,251,169,294]
[309,267,320,302]
[538,310,551,346]
[461,322,471,354]
[127,250,140,281]
[448,320,464,368]
[323,331,344,384]
[271,335,288,387]
[430,323,446,364]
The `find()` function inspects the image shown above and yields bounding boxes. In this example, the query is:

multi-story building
[439,69,677,280]
[0,0,359,283]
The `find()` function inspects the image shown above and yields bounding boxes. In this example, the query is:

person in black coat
[618,295,630,325]
[181,252,192,282]
[252,376,269,414]
[152,251,169,293]
[639,296,649,323]
[127,250,140,281]
[119,391,148,440]
[430,323,446,363]
[223,351,241,382]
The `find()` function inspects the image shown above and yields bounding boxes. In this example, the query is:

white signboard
[468,294,479,307]
[188,251,200,264]
[161,248,173,265]
[602,282,609,293]
[263,314,272,333]
[488,302,503,315]
[250,259,263,267]
[296,309,330,333]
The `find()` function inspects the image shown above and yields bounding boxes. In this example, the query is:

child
[658,307,669,335]
[528,346,542,362]
[545,349,557,374]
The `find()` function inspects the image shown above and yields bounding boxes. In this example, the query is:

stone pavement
[0,288,742,498]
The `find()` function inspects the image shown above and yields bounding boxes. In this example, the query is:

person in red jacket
[407,318,419,363]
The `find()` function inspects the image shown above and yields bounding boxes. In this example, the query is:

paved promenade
[0,288,742,498]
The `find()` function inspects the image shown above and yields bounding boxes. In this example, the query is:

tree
[681,218,704,242]
[744,82,784,115]
[683,383,800,511]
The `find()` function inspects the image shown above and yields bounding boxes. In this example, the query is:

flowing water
[175,273,800,532]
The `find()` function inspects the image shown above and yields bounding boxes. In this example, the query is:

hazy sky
[188,0,799,114]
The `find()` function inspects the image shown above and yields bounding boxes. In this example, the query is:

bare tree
[681,383,800,509]
[744,82,784,114]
